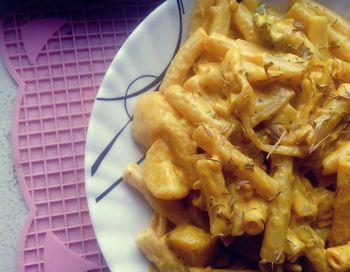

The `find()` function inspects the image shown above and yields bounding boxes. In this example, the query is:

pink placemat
[0,1,163,271]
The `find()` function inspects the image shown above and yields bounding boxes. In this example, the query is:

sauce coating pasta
[124,1,350,271]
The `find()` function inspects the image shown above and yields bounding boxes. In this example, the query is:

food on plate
[123,0,350,271]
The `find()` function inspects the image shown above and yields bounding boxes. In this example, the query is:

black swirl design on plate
[93,0,185,202]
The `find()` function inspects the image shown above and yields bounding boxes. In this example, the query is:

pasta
[326,242,350,272]
[123,0,350,271]
[260,155,293,264]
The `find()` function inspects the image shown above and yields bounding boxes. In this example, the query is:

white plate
[85,1,349,271]
[85,0,194,271]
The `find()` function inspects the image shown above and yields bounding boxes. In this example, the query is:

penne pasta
[242,197,267,235]
[195,159,233,236]
[126,1,350,271]
[193,124,279,200]
[227,183,245,237]
[291,173,318,220]
[164,85,234,136]
[208,0,231,35]
[160,28,208,92]
[284,229,305,263]
[260,155,293,264]
[293,225,331,272]
[231,4,260,44]
[303,0,350,39]
[188,0,216,36]
[329,156,350,246]
[326,242,350,272]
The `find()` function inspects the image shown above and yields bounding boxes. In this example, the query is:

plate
[85,0,194,271]
[84,1,349,271]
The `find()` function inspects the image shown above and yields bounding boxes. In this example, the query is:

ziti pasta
[123,0,350,271]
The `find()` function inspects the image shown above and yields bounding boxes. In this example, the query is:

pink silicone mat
[0,1,163,271]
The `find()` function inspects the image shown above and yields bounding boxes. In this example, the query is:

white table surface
[0,55,27,272]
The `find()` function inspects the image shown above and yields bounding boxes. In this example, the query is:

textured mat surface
[0,1,163,271]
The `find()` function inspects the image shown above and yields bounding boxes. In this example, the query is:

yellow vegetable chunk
[160,111,198,186]
[136,228,189,272]
[144,139,189,200]
[132,92,179,150]
[123,163,190,224]
[166,224,218,267]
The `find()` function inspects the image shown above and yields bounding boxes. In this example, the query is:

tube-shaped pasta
[221,48,305,158]
[326,242,350,272]
[330,156,350,246]
[284,263,302,272]
[327,27,350,63]
[307,15,329,57]
[315,227,331,243]
[310,83,350,152]
[260,155,293,264]
[237,182,254,202]
[136,228,189,272]
[144,138,189,200]
[160,28,208,92]
[163,85,234,136]
[242,197,267,235]
[322,141,350,175]
[123,163,190,225]
[310,186,334,225]
[196,62,224,93]
[208,0,231,35]
[187,0,215,36]
[193,124,279,200]
[287,2,350,63]
[333,58,350,84]
[284,229,305,263]
[293,225,331,272]
[195,159,232,236]
[228,183,245,237]
[302,0,350,39]
[149,212,168,237]
[231,4,260,44]
[241,0,260,12]
[291,173,318,220]
[207,34,305,86]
